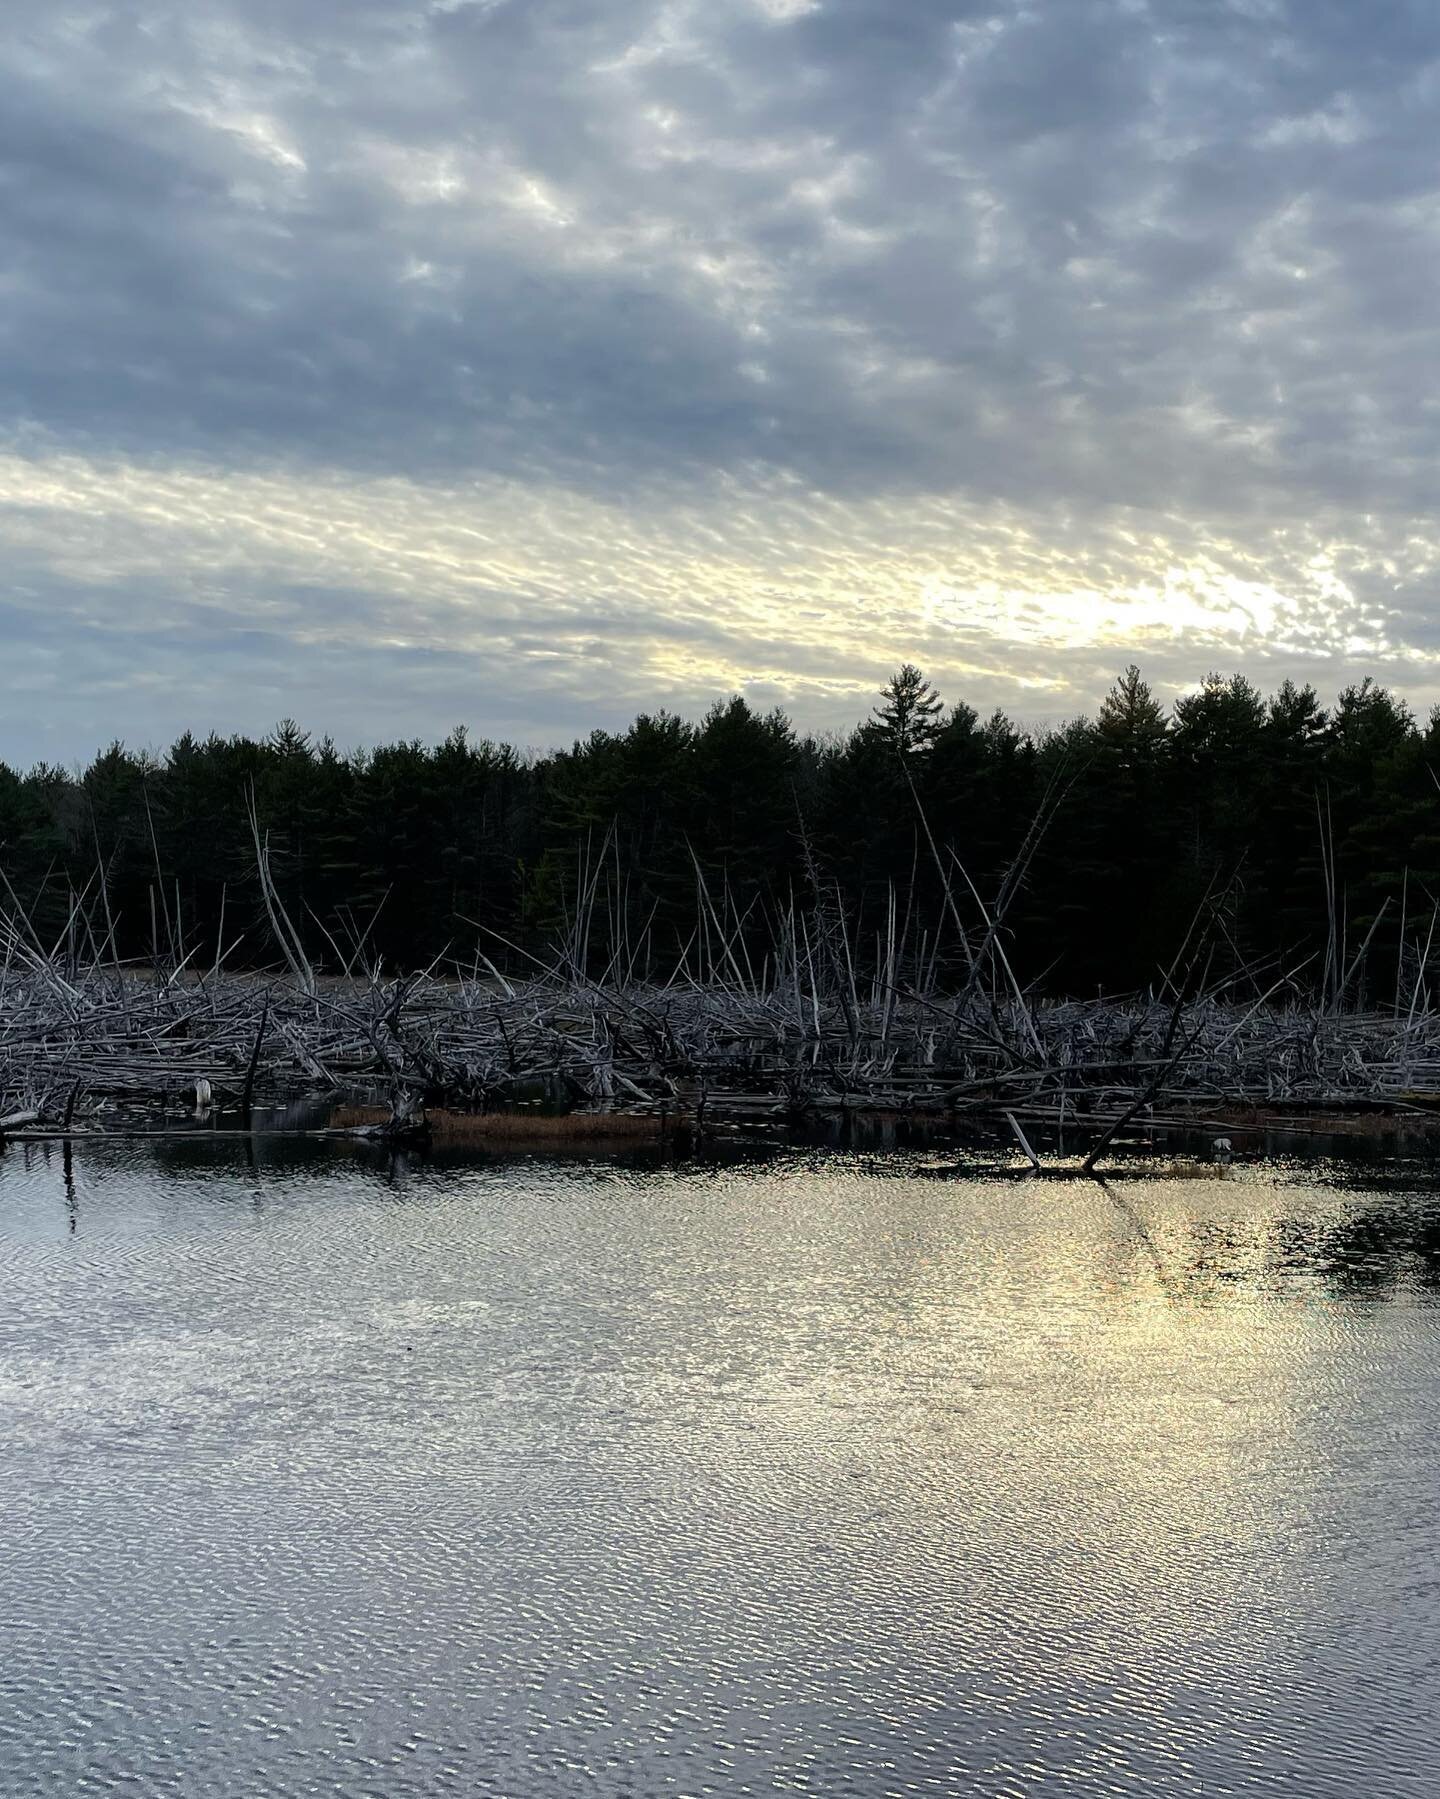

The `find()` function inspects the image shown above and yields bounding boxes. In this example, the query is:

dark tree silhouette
[2,662,1438,1001]
[871,664,944,757]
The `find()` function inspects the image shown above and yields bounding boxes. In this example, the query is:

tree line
[2,663,1436,1002]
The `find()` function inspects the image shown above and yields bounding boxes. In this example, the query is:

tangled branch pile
[3,944,1439,1137]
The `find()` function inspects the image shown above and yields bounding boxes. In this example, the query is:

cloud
[0,440,1435,766]
[3,0,1440,758]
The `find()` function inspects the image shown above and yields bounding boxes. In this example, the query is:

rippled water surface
[3,1139,1439,1797]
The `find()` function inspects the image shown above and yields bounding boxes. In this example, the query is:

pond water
[1,1139,1438,1797]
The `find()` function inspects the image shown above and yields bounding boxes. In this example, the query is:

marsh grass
[327,1103,669,1143]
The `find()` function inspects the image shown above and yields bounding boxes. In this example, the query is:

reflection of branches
[63,1139,77,1233]
[1092,1174,1181,1305]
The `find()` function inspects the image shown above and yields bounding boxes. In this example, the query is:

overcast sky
[3,0,1440,762]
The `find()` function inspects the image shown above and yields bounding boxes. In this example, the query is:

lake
[1,1138,1437,1796]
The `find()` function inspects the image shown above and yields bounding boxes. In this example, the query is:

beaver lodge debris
[4,948,1440,1168]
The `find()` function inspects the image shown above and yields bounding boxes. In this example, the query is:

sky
[3,0,1440,764]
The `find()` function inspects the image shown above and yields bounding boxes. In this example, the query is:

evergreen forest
[2,664,1434,1004]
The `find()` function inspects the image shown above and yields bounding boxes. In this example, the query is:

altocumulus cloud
[2,0,1440,759]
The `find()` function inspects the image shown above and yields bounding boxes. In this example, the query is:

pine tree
[1096,665,1167,764]
[872,665,944,757]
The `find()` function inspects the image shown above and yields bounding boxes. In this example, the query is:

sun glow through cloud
[0,440,1426,761]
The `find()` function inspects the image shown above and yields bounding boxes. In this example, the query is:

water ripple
[0,1144,1437,1795]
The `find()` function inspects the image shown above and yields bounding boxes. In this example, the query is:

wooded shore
[7,658,1440,1166]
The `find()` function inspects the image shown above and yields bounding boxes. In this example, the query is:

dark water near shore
[2,1139,1439,1797]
